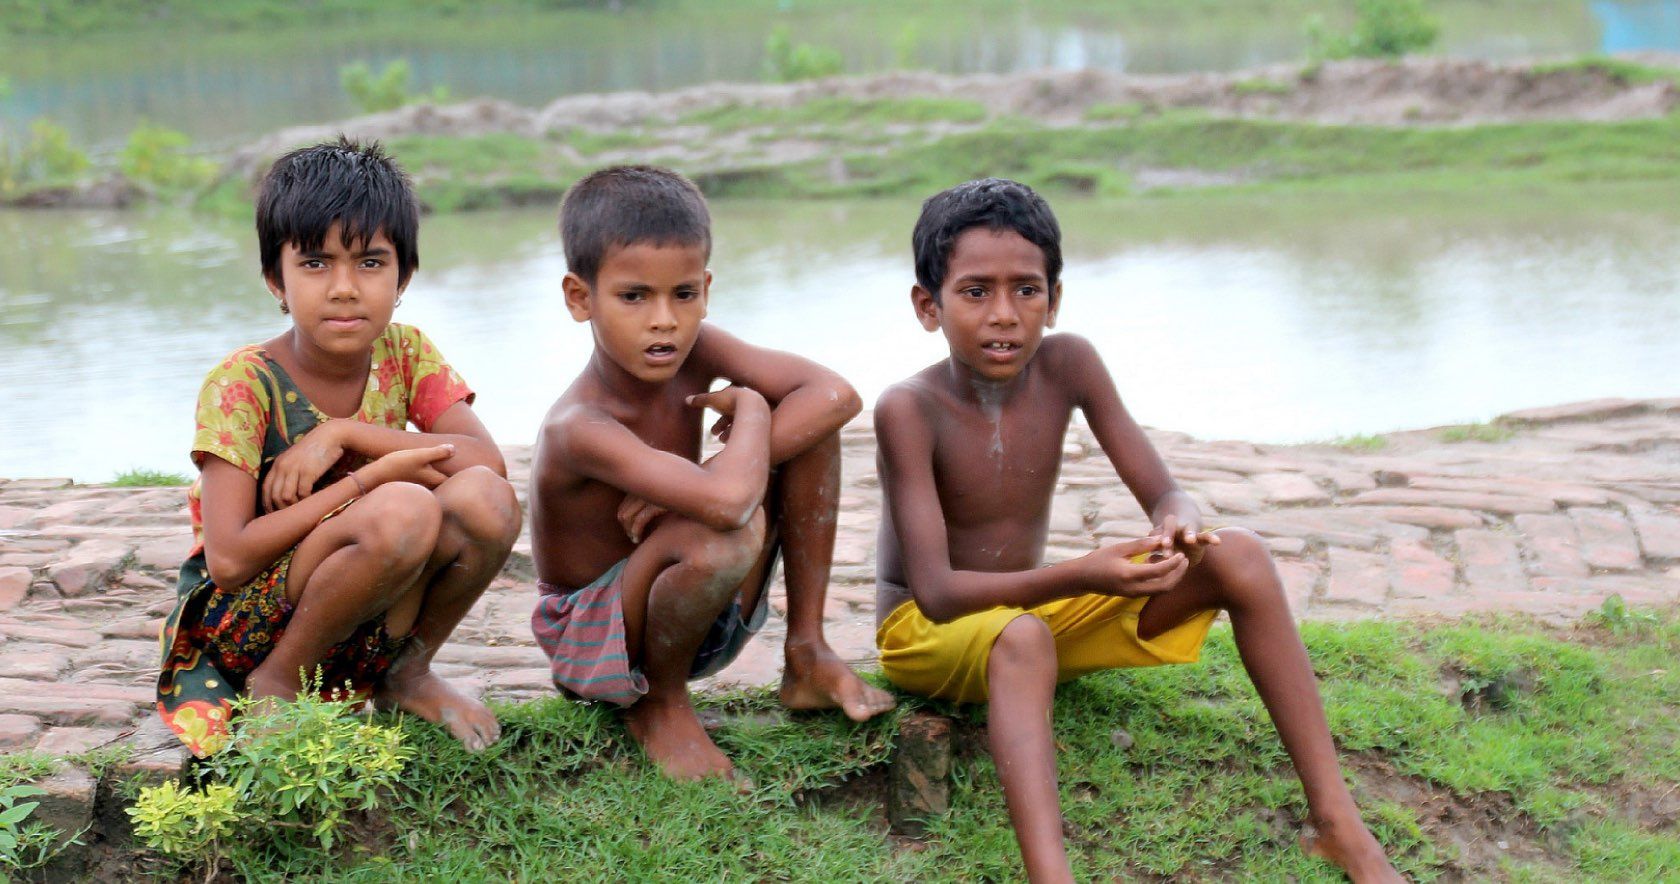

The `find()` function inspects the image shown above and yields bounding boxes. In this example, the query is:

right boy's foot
[625,694,736,781]
[1301,816,1404,883]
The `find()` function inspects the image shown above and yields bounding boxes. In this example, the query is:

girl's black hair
[257,136,420,288]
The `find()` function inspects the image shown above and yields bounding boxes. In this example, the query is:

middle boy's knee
[670,507,766,586]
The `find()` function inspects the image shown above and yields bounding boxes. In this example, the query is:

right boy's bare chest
[928,403,1070,526]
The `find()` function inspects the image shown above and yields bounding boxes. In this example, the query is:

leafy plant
[129,688,413,876]
[339,59,450,114]
[119,123,218,195]
[0,119,91,197]
[762,26,843,82]
[1307,0,1440,61]
[0,782,63,872]
[1438,421,1513,443]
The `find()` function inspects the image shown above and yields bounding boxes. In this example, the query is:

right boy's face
[913,227,1060,384]
[563,241,710,383]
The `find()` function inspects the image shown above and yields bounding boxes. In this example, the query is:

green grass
[109,469,191,487]
[1530,56,1680,89]
[1439,421,1516,443]
[1330,433,1389,451]
[1232,76,1295,96]
[104,608,1680,880]
[680,96,989,130]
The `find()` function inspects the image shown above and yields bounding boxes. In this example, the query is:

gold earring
[278,301,290,315]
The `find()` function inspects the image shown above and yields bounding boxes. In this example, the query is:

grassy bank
[20,605,1676,881]
[363,100,1680,213]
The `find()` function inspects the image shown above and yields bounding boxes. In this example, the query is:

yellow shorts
[875,592,1217,705]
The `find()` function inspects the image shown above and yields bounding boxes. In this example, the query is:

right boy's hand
[360,444,454,491]
[1081,536,1188,598]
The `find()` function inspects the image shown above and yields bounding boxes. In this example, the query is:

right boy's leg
[245,482,441,700]
[618,510,766,780]
[988,615,1074,884]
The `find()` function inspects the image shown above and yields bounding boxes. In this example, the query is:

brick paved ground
[2,397,1677,759]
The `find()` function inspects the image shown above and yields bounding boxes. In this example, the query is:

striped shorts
[530,553,773,706]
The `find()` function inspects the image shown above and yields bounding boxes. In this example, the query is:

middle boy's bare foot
[626,694,736,781]
[779,639,897,722]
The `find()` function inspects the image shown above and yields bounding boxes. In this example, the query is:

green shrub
[119,124,218,195]
[340,59,450,114]
[0,119,91,197]
[129,689,413,876]
[0,782,61,872]
[762,26,843,82]
[110,468,192,487]
[1307,0,1440,61]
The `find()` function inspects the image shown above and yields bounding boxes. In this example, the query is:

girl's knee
[355,482,443,564]
[668,511,764,586]
[437,466,522,545]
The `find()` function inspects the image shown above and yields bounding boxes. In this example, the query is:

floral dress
[157,323,474,755]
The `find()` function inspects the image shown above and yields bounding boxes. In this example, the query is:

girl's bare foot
[779,639,897,722]
[1301,815,1405,883]
[625,694,736,780]
[375,669,501,751]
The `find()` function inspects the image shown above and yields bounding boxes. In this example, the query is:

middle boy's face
[566,241,710,383]
[915,227,1060,383]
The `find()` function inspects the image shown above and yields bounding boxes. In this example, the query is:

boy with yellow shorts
[872,178,1400,883]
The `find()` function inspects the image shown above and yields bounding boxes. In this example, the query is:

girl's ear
[911,284,941,332]
[1046,280,1062,328]
[263,271,286,307]
[562,272,593,322]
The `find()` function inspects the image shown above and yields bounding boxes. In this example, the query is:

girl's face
[265,223,404,362]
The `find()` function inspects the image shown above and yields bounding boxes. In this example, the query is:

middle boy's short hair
[560,166,712,285]
[912,177,1062,301]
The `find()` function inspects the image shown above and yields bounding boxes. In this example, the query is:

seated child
[529,165,895,780]
[873,179,1401,882]
[157,138,521,756]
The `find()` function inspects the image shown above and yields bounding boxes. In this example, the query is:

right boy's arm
[545,387,772,532]
[876,388,1186,623]
[199,445,452,588]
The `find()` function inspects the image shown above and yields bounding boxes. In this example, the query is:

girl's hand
[360,444,454,491]
[262,421,346,513]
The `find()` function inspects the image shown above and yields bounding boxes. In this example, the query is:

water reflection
[2,187,1677,480]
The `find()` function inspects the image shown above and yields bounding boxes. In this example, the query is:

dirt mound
[221,56,1679,182]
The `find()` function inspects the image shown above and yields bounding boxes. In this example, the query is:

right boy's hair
[560,165,712,285]
[911,178,1062,300]
[256,136,421,288]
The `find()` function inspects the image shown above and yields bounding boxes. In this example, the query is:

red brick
[0,622,102,648]
[1324,548,1388,606]
[0,566,30,611]
[0,643,72,680]
[1629,509,1680,562]
[1569,508,1642,571]
[0,713,41,748]
[1454,529,1527,593]
[1500,398,1648,425]
[35,727,123,756]
[5,695,140,726]
[1350,488,1556,516]
[1255,473,1330,507]
[1515,514,1589,578]
[1198,482,1267,515]
[1354,506,1484,531]
[1273,560,1319,613]
[1389,538,1455,600]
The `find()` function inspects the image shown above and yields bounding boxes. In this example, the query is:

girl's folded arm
[198,456,361,588]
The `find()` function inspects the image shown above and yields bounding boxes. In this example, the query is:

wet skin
[875,228,1400,882]
[532,242,893,780]
[200,224,518,752]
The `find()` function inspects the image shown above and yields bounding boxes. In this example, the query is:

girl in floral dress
[157,139,521,755]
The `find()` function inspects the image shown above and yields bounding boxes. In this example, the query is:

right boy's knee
[990,614,1054,668]
[354,482,443,564]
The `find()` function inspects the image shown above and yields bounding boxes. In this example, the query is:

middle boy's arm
[548,388,772,531]
[686,323,862,464]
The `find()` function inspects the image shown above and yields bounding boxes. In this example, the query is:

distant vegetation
[1307,0,1441,61]
[340,60,451,115]
[761,26,845,82]
[110,468,191,487]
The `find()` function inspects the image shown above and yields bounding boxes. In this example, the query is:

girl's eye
[360,258,384,269]
[301,259,325,270]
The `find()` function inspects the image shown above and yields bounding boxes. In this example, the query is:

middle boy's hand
[1081,536,1189,598]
